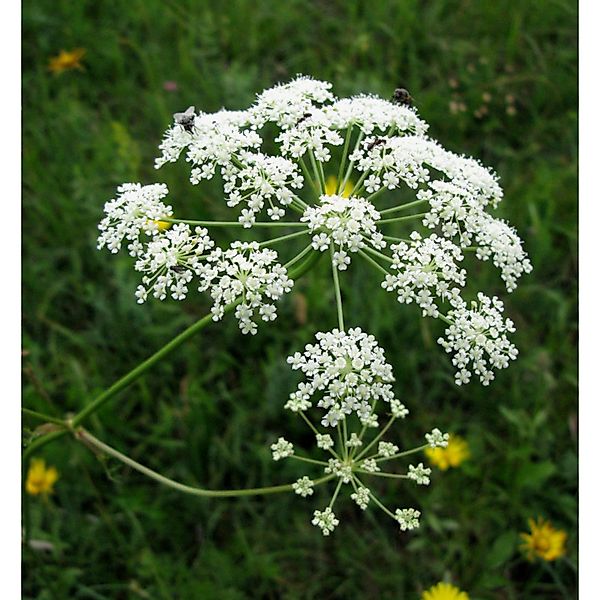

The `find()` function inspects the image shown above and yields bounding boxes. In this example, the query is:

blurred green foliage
[22,0,576,598]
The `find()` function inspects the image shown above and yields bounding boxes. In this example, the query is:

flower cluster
[274,329,445,536]
[286,328,396,427]
[223,154,303,225]
[301,195,385,270]
[97,76,533,537]
[134,224,214,303]
[437,293,518,385]
[97,183,172,255]
[198,242,293,334]
[382,231,465,317]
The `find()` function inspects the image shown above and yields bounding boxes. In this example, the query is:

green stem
[258,229,309,247]
[378,212,428,225]
[356,470,409,480]
[24,250,322,460]
[76,429,334,498]
[308,151,325,194]
[379,198,428,215]
[299,157,321,198]
[289,455,328,466]
[328,478,344,509]
[362,245,393,263]
[352,474,396,519]
[330,247,345,331]
[365,187,387,203]
[358,249,390,277]
[375,444,428,463]
[162,218,307,228]
[337,125,354,191]
[340,131,364,192]
[22,408,66,427]
[354,416,395,461]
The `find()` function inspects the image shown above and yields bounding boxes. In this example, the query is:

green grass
[23,1,577,598]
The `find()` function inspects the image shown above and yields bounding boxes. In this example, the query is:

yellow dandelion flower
[325,175,353,197]
[422,582,469,600]
[425,434,470,470]
[26,458,59,496]
[520,517,567,562]
[48,48,86,74]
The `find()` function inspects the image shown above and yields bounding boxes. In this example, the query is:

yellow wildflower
[26,458,59,496]
[48,48,86,74]
[325,175,353,197]
[520,517,567,561]
[422,582,469,600]
[425,434,470,470]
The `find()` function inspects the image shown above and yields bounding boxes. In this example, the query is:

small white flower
[395,508,420,531]
[286,328,397,428]
[425,428,449,448]
[407,463,431,485]
[383,232,466,317]
[346,433,363,448]
[325,459,352,483]
[97,183,173,255]
[437,293,518,385]
[198,242,293,335]
[312,507,339,536]
[292,476,315,497]
[390,399,409,419]
[301,195,385,270]
[271,437,294,461]
[377,441,399,458]
[351,487,370,510]
[133,223,214,303]
[316,433,334,450]
[361,459,380,473]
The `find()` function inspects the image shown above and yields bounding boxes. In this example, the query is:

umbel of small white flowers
[97,75,531,386]
[92,76,532,534]
[271,327,447,536]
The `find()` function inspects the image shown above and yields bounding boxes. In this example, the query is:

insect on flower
[173,106,196,132]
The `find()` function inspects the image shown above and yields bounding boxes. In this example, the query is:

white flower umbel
[292,476,315,497]
[407,463,431,485]
[351,486,370,510]
[97,183,173,255]
[425,428,450,448]
[198,242,293,335]
[395,508,421,531]
[302,195,385,270]
[134,224,214,303]
[274,328,443,536]
[382,231,466,317]
[222,153,304,225]
[437,293,518,385]
[312,507,339,536]
[286,328,396,427]
[250,75,334,129]
[469,213,533,292]
[271,437,294,461]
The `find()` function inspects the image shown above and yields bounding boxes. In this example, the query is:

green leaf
[486,530,517,568]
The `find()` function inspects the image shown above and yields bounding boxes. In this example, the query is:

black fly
[173,106,196,132]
